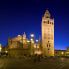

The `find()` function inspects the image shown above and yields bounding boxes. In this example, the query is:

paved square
[0,57,69,69]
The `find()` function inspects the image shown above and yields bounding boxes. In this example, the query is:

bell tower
[42,10,54,56]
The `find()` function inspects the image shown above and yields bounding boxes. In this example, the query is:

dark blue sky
[0,0,69,50]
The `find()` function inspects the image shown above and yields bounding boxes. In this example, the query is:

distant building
[55,50,66,57]
[55,47,69,57]
[65,47,69,56]
[42,10,54,56]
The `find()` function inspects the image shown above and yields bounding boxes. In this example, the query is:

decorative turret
[23,32,26,40]
[23,32,27,49]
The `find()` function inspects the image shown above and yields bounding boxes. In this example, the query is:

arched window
[43,21,46,23]
[47,44,48,47]
[48,21,49,24]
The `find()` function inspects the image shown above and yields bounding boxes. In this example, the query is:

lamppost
[30,34,34,38]
[36,40,38,43]
[30,34,35,56]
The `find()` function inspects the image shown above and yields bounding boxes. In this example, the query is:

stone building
[55,50,66,57]
[7,33,42,57]
[54,47,69,57]
[8,33,30,57]
[8,33,27,49]
[42,10,54,56]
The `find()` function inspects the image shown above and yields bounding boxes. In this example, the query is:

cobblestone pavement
[0,57,69,69]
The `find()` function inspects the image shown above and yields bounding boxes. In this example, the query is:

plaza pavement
[0,57,69,69]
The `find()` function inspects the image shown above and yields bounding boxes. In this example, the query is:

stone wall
[8,48,30,58]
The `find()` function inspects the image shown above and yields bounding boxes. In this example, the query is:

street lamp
[30,38,34,44]
[30,34,35,44]
[36,40,38,43]
[30,34,35,56]
[30,38,33,41]
[30,34,34,37]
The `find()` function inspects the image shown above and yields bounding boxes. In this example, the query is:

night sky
[0,0,69,50]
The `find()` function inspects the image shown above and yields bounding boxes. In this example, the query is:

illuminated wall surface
[8,33,28,49]
[42,10,54,56]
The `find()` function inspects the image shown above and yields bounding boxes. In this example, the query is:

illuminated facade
[55,50,66,56]
[8,32,27,49]
[42,10,54,56]
[55,47,69,57]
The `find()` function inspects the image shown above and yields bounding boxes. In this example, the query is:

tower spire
[44,10,51,18]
